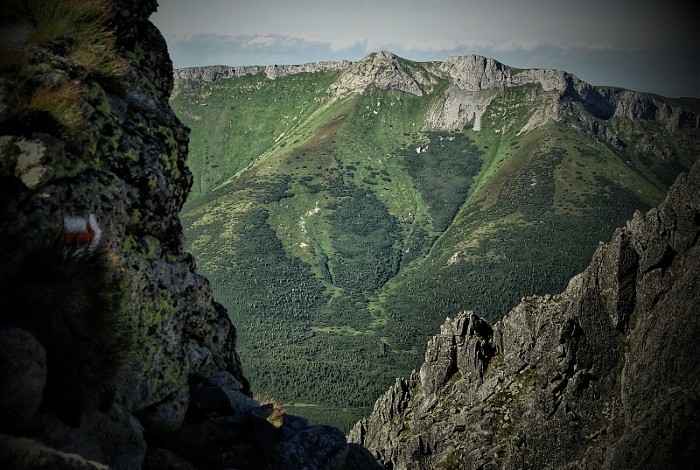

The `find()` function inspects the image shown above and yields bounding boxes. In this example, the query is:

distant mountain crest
[172,60,354,99]
[173,52,699,133]
[173,60,354,82]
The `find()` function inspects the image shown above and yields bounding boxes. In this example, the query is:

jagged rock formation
[349,160,700,468]
[0,1,378,468]
[601,87,700,129]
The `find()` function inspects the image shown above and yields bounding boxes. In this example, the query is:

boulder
[0,328,46,432]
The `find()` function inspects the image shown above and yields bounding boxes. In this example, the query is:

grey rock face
[424,87,498,131]
[145,373,380,469]
[32,404,147,470]
[350,160,700,468]
[428,55,616,132]
[136,386,190,434]
[601,87,700,129]
[438,55,512,91]
[142,447,198,470]
[428,54,698,135]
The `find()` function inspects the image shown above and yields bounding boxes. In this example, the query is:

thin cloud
[492,39,543,53]
[569,42,618,52]
[243,35,277,48]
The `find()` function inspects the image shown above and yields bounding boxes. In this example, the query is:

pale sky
[152,0,699,97]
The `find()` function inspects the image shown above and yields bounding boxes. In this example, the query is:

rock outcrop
[0,1,378,468]
[349,159,700,468]
[600,88,700,130]
[426,54,697,134]
[329,51,437,97]
[437,54,611,115]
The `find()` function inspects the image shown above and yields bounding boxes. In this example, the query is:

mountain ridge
[174,52,699,134]
[171,50,700,430]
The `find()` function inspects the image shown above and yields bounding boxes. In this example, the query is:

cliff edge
[0,1,377,468]
[349,159,700,468]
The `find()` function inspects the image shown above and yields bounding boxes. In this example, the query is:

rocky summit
[349,160,700,468]
[0,0,377,468]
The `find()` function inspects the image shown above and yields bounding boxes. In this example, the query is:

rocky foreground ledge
[0,0,378,468]
[350,160,700,468]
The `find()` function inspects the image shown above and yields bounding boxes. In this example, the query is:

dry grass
[254,394,286,428]
[11,0,129,79]
[28,81,85,131]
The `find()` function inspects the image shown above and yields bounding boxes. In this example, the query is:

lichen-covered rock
[0,0,247,411]
[350,160,700,468]
[0,0,248,466]
[0,1,378,468]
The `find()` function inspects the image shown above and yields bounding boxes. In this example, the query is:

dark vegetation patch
[327,190,401,293]
[399,132,482,231]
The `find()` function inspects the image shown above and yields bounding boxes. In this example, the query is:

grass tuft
[7,0,129,80]
[27,81,85,132]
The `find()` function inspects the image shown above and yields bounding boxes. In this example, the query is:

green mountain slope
[171,52,699,429]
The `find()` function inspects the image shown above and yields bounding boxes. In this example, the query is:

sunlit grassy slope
[173,62,699,430]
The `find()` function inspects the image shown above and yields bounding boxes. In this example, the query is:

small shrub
[254,394,285,428]
[267,403,285,428]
